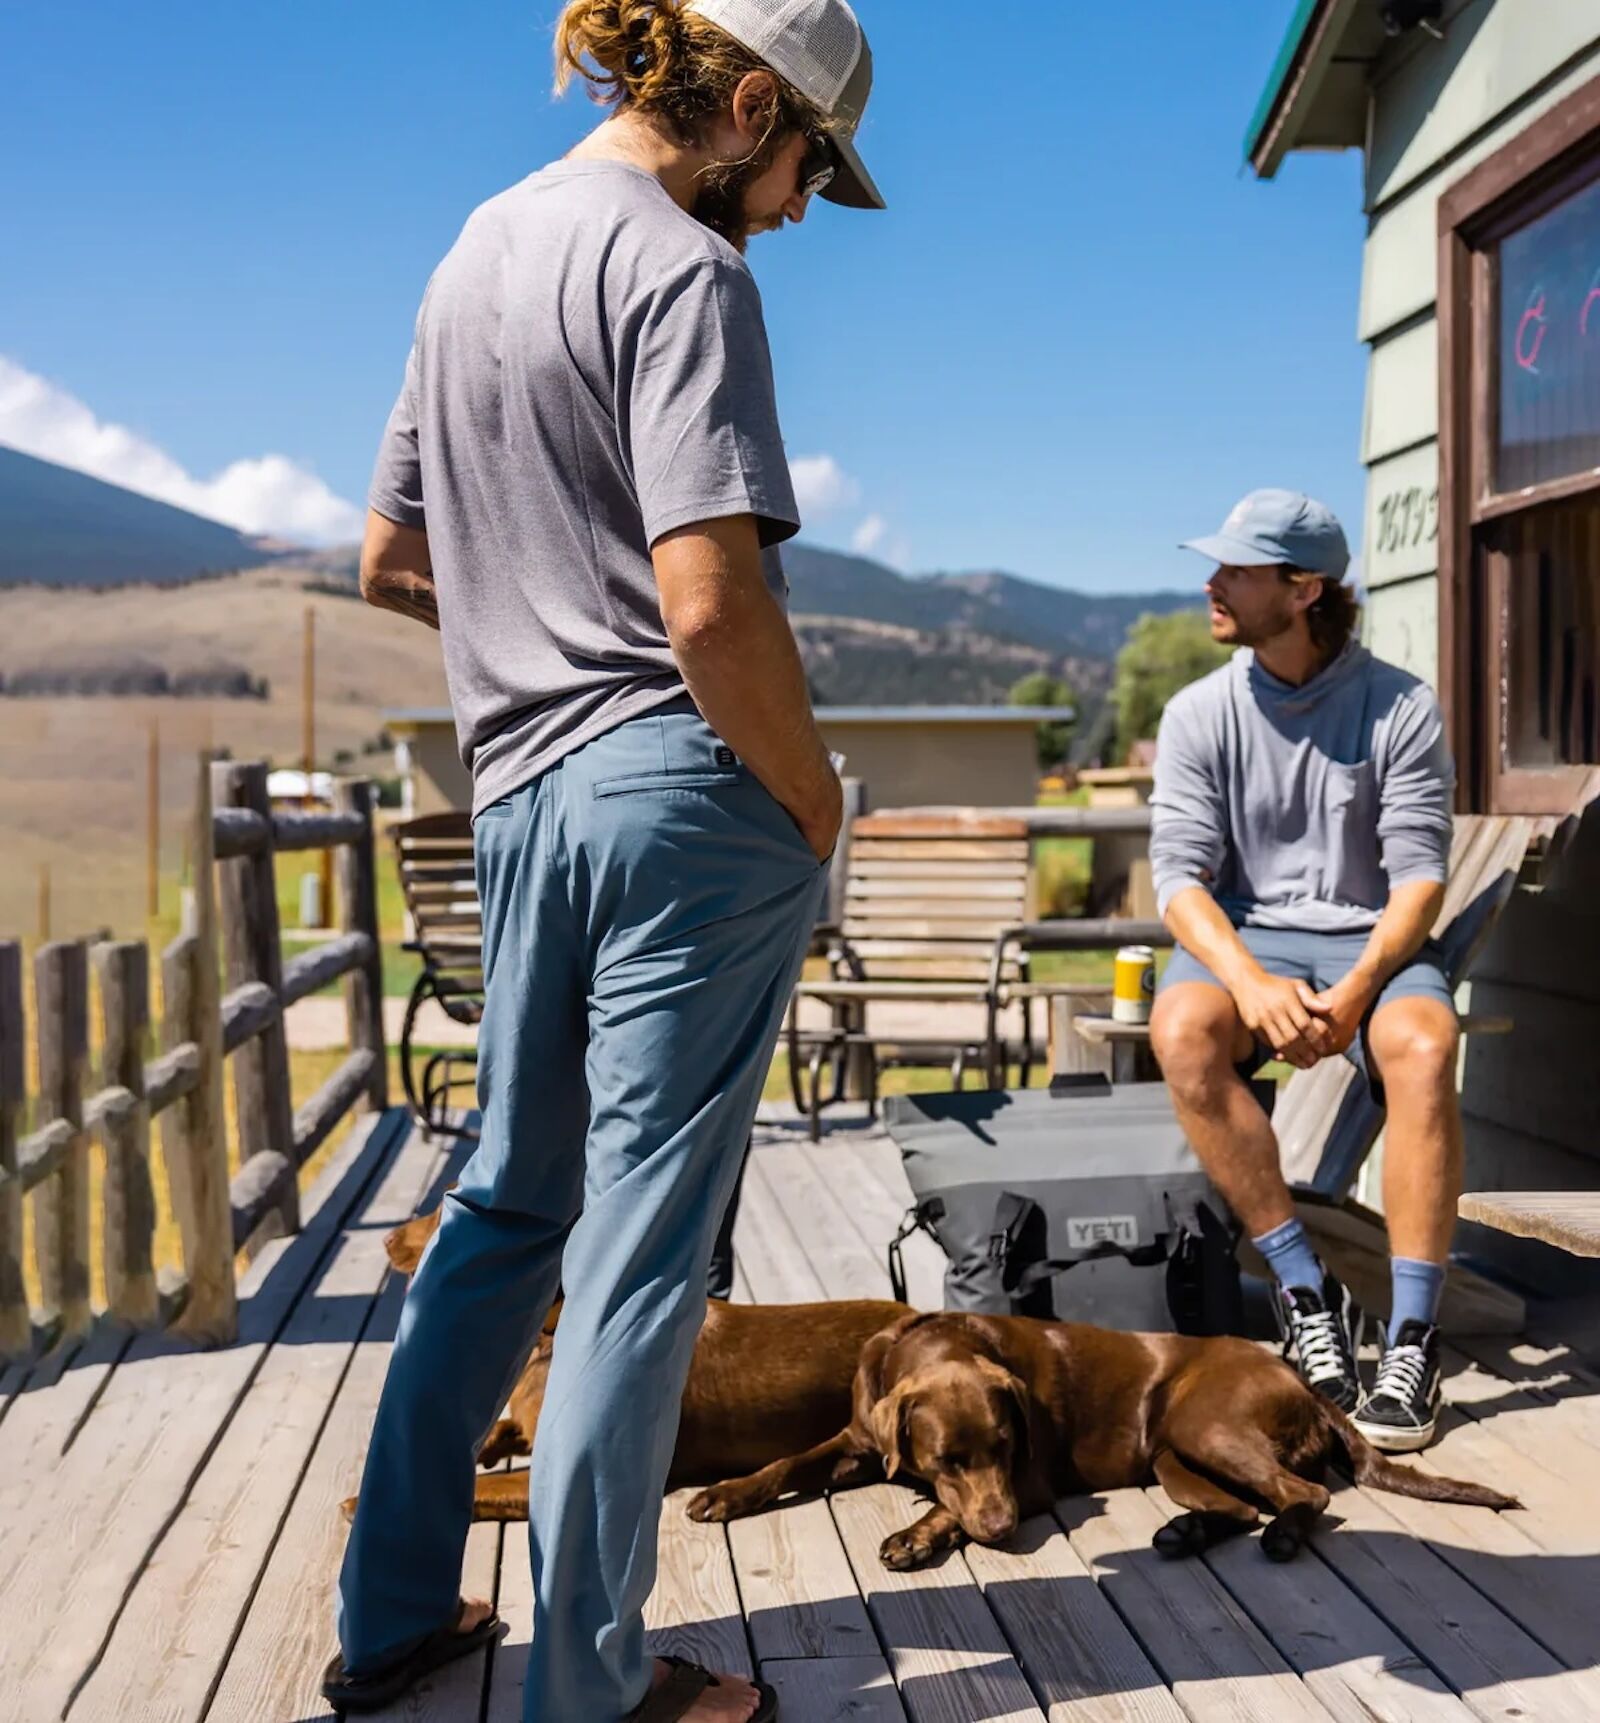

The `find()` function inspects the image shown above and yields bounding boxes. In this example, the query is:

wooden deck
[5,1104,1600,1722]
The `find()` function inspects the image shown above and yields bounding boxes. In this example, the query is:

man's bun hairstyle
[555,0,825,146]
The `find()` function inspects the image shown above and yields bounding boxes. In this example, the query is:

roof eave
[1245,0,1363,179]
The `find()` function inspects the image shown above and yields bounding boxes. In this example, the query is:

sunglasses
[799,131,837,200]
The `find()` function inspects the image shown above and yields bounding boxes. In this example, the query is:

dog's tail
[1316,1399,1519,1509]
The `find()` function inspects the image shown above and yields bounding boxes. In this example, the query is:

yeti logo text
[1068,1216,1138,1249]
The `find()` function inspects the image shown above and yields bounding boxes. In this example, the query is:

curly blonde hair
[555,0,827,147]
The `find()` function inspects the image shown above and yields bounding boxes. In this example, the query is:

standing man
[1149,490,1460,1454]
[325,4,885,1719]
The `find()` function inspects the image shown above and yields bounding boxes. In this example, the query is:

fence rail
[0,754,387,1360]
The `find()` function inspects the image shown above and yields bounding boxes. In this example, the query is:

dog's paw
[1152,1513,1211,1560]
[477,1420,529,1469]
[339,1496,358,1525]
[686,1484,754,1524]
[879,1528,939,1571]
[1260,1513,1312,1563]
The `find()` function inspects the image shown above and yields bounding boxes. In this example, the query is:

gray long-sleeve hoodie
[1149,643,1455,934]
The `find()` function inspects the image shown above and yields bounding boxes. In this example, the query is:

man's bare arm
[654,516,841,861]
[360,509,439,631]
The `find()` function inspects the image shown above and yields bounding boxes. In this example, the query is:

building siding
[1354,1,1600,1288]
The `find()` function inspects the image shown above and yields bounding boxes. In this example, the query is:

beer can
[1112,945,1156,1025]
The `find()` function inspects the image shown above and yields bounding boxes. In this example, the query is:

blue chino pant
[338,703,827,1718]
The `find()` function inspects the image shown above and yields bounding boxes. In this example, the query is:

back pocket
[592,767,742,798]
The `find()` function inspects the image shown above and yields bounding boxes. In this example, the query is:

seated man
[1149,489,1458,1452]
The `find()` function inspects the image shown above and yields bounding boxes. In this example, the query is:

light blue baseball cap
[1181,489,1350,581]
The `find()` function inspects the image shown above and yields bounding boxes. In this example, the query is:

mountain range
[0,442,1200,706]
[0,444,277,587]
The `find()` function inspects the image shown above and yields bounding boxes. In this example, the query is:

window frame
[1438,71,1600,813]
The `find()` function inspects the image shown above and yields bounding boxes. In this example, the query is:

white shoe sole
[1353,1416,1437,1453]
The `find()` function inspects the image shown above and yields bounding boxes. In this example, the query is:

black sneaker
[1354,1319,1441,1452]
[1271,1271,1362,1413]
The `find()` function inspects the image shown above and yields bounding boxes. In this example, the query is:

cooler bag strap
[887,1198,944,1305]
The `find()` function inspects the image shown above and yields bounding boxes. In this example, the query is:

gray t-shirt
[1150,643,1455,935]
[370,160,800,815]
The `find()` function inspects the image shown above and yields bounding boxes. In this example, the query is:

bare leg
[1150,1448,1259,1558]
[1152,983,1293,1236]
[686,1430,876,1523]
[1368,998,1462,1264]
[880,1504,964,1570]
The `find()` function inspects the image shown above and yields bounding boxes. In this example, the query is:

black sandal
[625,1655,779,1722]
[322,1602,502,1713]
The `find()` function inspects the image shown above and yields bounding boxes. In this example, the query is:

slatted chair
[787,814,1102,1139]
[392,811,484,1139]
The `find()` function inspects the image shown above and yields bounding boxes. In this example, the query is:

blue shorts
[1159,925,1455,1078]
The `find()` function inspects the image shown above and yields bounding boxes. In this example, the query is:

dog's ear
[869,1383,914,1480]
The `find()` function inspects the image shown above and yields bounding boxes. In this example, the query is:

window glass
[1497,173,1600,492]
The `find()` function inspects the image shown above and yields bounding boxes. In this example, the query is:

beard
[690,135,785,251]
[691,158,761,251]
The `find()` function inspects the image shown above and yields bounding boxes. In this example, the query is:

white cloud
[0,355,364,545]
[851,513,886,555]
[788,453,859,516]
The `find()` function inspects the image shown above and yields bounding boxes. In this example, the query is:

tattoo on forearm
[379,572,440,630]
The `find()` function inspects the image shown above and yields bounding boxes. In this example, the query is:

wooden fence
[0,756,387,1360]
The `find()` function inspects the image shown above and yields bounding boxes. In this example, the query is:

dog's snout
[972,1504,1018,1543]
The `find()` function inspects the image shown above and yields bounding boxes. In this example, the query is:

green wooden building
[1249,0,1600,1290]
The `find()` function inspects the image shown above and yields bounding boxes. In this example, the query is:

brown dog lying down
[685,1310,1518,1568]
[360,1202,909,1522]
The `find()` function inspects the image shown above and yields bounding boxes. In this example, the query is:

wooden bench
[1458,1193,1600,1258]
[787,815,1163,1138]
[391,812,483,1139]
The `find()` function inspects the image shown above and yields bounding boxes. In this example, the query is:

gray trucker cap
[1181,489,1351,581]
[688,0,886,209]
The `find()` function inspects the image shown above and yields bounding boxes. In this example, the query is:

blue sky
[1,0,1368,593]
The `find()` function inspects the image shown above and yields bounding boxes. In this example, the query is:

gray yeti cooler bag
[882,1084,1242,1334]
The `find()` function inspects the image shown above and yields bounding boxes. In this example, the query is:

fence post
[0,943,28,1358]
[334,777,388,1113]
[97,941,159,1327]
[34,940,91,1341]
[160,757,237,1345]
[213,760,298,1236]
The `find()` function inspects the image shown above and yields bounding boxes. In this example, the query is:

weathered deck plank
[733,1147,829,1304]
[647,1489,752,1678]
[202,1128,450,1722]
[72,1112,441,1721]
[7,1111,1600,1723]
[762,1654,909,1719]
[962,1515,1186,1721]
[1148,1486,1475,1722]
[756,1139,898,1303]
[731,1495,879,1661]
[831,1483,1046,1723]
[0,1110,412,1722]
[1058,1489,1336,1722]
[1314,1481,1600,1723]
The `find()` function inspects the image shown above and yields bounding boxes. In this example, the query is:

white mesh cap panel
[687,0,863,116]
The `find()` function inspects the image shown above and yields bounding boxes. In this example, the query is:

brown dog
[359,1200,909,1522]
[686,1310,1518,1568]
